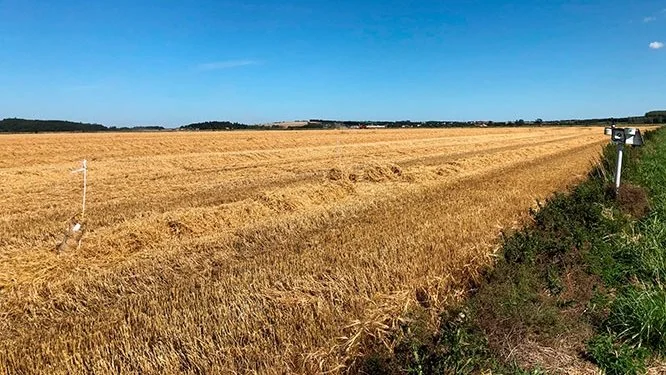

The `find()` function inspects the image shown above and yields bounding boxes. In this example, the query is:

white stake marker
[72,159,87,222]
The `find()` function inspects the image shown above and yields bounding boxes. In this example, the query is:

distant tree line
[179,121,251,130]
[108,126,165,131]
[3,110,665,133]
[645,111,666,123]
[0,118,108,133]
[306,112,666,129]
[0,118,165,133]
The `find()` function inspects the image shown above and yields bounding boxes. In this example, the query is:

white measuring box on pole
[604,125,643,194]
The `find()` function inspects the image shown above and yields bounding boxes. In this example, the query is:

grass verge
[359,126,666,374]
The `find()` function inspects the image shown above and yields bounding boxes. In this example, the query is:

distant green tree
[180,121,249,130]
[645,111,666,124]
[0,118,107,133]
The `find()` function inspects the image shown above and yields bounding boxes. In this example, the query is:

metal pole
[615,144,623,194]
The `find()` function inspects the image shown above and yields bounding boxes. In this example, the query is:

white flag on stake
[71,159,87,221]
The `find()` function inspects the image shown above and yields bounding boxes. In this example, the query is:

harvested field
[0,128,608,374]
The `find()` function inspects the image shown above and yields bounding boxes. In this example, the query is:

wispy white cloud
[197,60,259,71]
[649,41,664,49]
[643,16,657,23]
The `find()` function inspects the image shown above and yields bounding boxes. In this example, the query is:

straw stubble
[0,127,607,373]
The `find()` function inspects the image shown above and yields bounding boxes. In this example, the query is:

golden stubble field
[0,127,608,374]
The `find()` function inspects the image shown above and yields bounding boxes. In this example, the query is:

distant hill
[0,118,107,133]
[0,118,165,133]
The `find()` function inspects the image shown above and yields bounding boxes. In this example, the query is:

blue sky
[0,0,664,126]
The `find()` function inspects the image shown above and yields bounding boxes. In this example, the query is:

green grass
[595,128,666,365]
[358,126,666,374]
[607,286,666,351]
[587,334,648,375]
